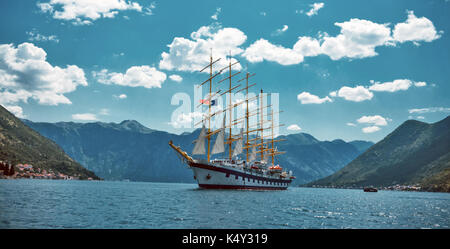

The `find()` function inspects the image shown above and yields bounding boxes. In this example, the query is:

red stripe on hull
[198,184,288,190]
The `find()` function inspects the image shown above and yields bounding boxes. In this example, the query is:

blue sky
[0,0,449,143]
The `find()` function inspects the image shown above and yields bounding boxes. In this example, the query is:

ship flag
[192,124,207,155]
[211,114,226,154]
[232,127,244,157]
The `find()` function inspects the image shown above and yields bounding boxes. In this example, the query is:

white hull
[188,161,291,190]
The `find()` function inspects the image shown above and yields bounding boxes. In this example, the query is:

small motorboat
[364,187,378,192]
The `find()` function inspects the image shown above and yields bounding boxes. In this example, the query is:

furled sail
[249,145,257,162]
[192,125,207,155]
[232,127,244,157]
[211,114,226,154]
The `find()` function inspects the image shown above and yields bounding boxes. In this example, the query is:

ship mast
[260,89,264,161]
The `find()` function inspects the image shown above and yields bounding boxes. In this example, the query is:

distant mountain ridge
[23,119,373,184]
[0,105,99,180]
[306,116,450,192]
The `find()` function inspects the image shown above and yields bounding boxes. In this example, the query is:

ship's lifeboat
[269,165,282,172]
[251,165,259,170]
[289,176,296,179]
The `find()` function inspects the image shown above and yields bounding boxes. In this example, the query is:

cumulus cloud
[0,42,87,108]
[243,11,441,66]
[3,105,26,118]
[393,10,443,44]
[93,66,166,88]
[346,122,356,127]
[335,86,373,102]
[169,111,205,128]
[287,124,302,131]
[37,0,148,25]
[362,126,380,133]
[321,18,393,60]
[357,115,388,126]
[159,25,246,72]
[368,79,413,92]
[306,3,324,17]
[243,39,303,65]
[72,113,98,121]
[297,92,332,104]
[169,74,183,82]
[243,36,321,65]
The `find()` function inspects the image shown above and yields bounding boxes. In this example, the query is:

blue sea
[0,179,449,229]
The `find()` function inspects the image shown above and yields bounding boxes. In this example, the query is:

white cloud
[93,66,166,88]
[417,116,425,120]
[369,79,412,92]
[272,25,289,36]
[287,124,302,131]
[306,3,324,17]
[0,42,87,106]
[159,25,246,72]
[113,93,127,99]
[408,107,450,114]
[357,115,388,126]
[297,92,332,104]
[169,74,183,82]
[169,111,205,128]
[335,86,373,102]
[244,12,441,66]
[414,81,427,87]
[393,10,443,44]
[242,37,321,65]
[346,122,356,127]
[321,18,393,60]
[211,7,221,20]
[243,39,304,65]
[72,113,98,121]
[3,105,25,118]
[26,29,59,43]
[362,126,380,133]
[37,0,146,25]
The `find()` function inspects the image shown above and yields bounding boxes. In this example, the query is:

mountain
[23,119,373,184]
[0,105,99,180]
[306,116,450,192]
[349,140,374,153]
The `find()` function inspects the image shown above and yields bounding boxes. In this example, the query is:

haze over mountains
[307,116,450,192]
[23,119,373,184]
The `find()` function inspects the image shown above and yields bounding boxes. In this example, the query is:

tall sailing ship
[169,52,295,190]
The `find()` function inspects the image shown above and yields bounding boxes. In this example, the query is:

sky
[0,0,449,143]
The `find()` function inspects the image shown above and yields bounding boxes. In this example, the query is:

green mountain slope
[306,116,450,192]
[0,105,99,180]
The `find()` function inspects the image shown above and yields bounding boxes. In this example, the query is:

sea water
[0,179,449,229]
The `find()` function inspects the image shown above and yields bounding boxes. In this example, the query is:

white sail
[249,145,257,162]
[192,125,207,155]
[232,127,244,157]
[211,114,226,154]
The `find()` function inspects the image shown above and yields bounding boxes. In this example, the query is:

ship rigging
[169,52,295,190]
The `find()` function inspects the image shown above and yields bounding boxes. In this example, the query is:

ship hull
[188,161,292,190]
